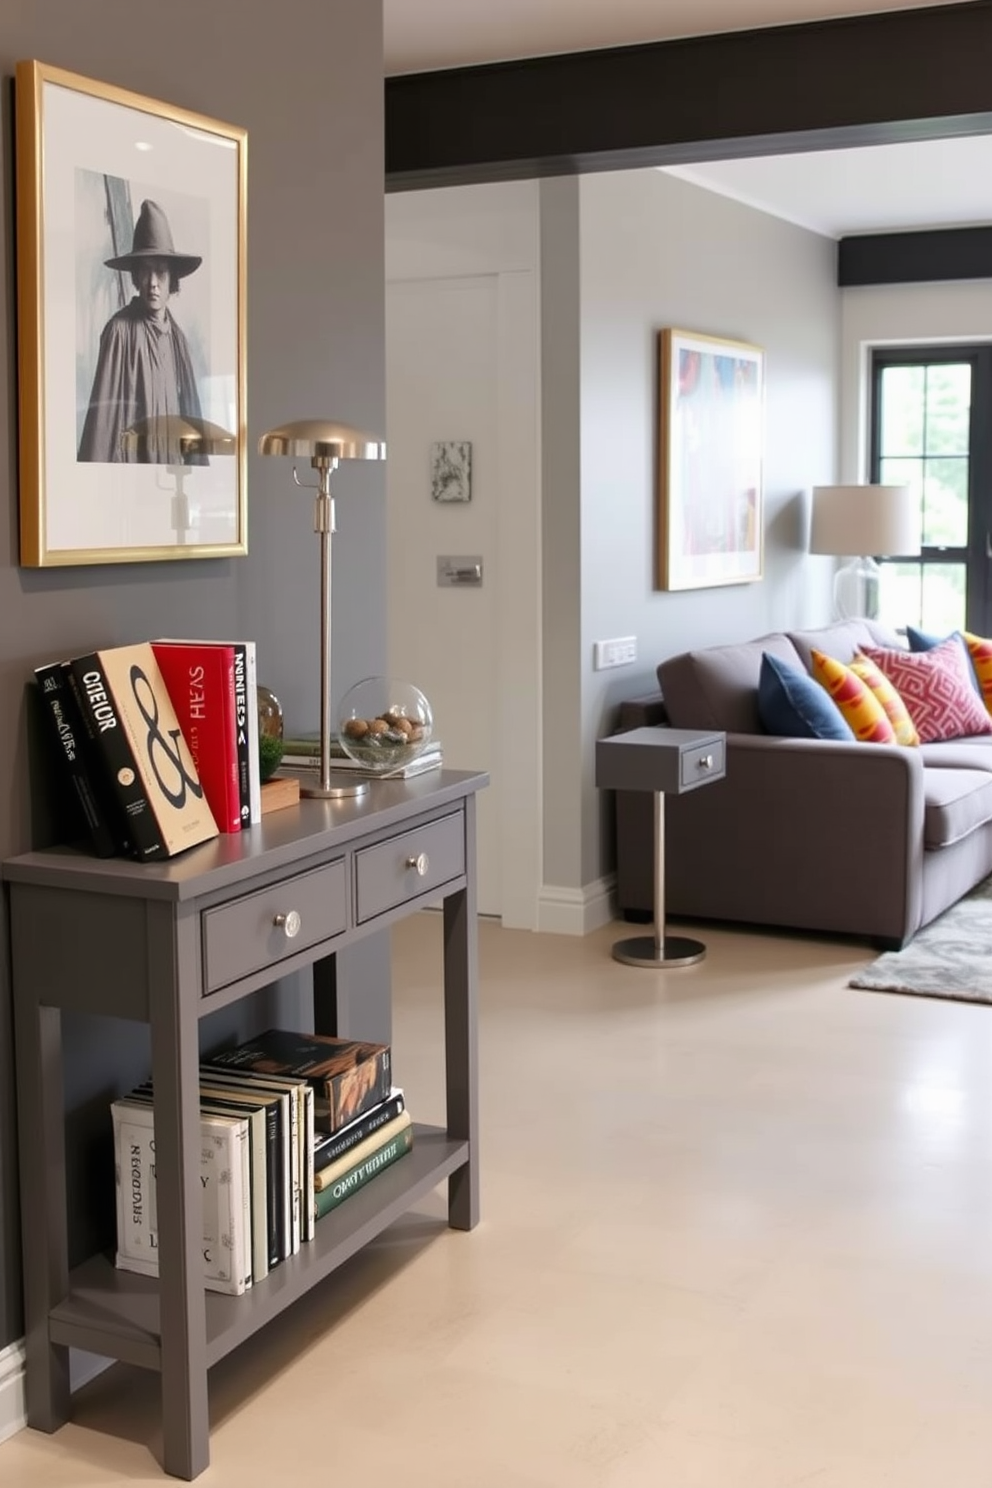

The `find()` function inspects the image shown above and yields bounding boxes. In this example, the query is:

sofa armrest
[614,732,925,944]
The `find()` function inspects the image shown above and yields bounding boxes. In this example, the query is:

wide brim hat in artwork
[104,198,202,278]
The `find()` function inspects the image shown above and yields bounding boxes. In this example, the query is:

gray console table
[3,769,487,1479]
[596,727,725,967]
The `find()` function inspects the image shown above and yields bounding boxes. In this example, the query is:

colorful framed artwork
[15,60,247,566]
[657,328,764,591]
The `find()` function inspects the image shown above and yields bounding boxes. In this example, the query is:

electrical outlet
[593,636,637,670]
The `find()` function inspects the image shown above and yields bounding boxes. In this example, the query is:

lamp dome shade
[258,420,385,462]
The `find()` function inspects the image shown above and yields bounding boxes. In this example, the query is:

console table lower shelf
[50,1128,466,1370]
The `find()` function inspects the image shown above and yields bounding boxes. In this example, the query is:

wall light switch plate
[593,636,637,670]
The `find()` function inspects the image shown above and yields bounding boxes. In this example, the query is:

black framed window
[870,345,992,634]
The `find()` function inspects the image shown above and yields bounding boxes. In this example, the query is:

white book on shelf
[111,1097,252,1296]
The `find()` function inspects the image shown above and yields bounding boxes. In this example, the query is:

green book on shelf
[314,1121,414,1221]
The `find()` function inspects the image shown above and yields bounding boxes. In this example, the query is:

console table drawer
[356,812,464,923]
[680,737,725,790]
[202,859,347,993]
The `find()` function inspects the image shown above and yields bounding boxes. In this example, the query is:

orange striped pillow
[850,652,920,747]
[810,649,896,744]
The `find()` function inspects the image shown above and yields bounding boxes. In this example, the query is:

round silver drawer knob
[697,755,714,769]
[405,852,430,877]
[273,910,302,939]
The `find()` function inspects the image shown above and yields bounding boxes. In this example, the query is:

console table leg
[443,799,479,1231]
[12,994,70,1432]
[149,906,209,1480]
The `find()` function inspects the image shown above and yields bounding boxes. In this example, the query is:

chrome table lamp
[258,419,386,799]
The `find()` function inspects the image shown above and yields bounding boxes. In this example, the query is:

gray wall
[0,0,386,1349]
[574,168,839,886]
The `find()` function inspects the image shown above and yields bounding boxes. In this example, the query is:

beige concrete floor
[2,910,990,1486]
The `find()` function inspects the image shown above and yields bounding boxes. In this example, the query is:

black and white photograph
[16,61,247,566]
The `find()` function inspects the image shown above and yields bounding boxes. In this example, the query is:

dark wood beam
[385,1,992,190]
[838,225,992,284]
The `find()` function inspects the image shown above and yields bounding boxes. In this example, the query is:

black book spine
[230,643,251,827]
[66,654,167,861]
[314,1092,407,1172]
[34,663,118,857]
[264,1101,284,1269]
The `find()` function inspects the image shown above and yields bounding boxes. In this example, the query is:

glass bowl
[337,678,433,774]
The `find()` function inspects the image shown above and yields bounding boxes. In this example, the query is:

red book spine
[151,643,242,833]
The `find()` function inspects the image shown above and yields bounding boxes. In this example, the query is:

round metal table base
[298,773,370,800]
[611,933,706,968]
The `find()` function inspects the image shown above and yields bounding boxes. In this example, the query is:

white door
[386,271,541,927]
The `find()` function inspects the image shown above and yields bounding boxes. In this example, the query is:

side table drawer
[356,812,464,923]
[202,859,347,993]
[680,737,725,790]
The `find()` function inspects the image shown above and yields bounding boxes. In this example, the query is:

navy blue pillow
[905,625,982,695]
[758,652,855,741]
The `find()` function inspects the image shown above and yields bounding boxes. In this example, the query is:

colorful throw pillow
[861,637,992,743]
[963,631,992,715]
[757,652,855,741]
[905,625,983,699]
[849,652,920,747]
[809,650,897,744]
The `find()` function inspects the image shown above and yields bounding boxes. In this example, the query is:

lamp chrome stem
[316,483,333,793]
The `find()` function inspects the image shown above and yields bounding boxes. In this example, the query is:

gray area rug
[851,874,992,1004]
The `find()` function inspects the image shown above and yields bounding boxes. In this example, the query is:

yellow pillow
[810,649,896,744]
[850,652,920,747]
[963,632,992,716]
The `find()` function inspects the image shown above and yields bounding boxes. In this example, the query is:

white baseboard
[0,1339,26,1446]
[537,875,615,935]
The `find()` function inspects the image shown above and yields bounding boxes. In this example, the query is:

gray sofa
[613,619,992,948]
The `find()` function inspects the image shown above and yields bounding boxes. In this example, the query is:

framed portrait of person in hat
[14,60,247,566]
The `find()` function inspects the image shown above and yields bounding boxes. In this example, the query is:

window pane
[923,457,969,547]
[878,455,923,530]
[925,364,971,457]
[879,365,924,457]
[921,564,966,635]
[878,562,922,630]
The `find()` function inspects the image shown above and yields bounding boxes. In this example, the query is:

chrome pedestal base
[297,772,370,800]
[611,933,706,969]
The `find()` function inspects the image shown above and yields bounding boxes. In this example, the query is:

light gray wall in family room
[575,168,840,886]
[0,0,386,1351]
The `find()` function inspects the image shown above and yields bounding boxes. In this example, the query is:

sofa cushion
[924,767,992,849]
[919,740,992,771]
[658,633,803,733]
[862,638,992,743]
[758,653,855,740]
[787,619,902,674]
[809,649,897,743]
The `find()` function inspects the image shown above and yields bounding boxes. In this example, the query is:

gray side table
[596,726,726,967]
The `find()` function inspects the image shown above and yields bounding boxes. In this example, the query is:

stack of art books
[34,638,262,859]
[110,1030,413,1290]
[280,732,443,781]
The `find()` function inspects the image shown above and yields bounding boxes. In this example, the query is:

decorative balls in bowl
[337,678,433,774]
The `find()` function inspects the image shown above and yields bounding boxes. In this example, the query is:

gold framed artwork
[657,328,764,592]
[15,60,248,566]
